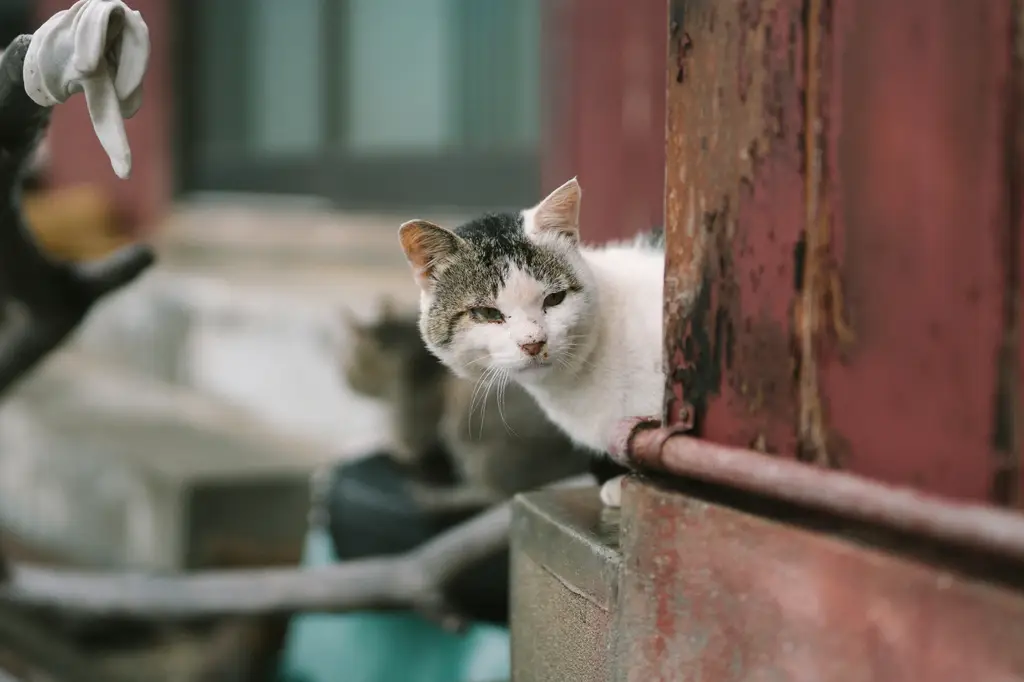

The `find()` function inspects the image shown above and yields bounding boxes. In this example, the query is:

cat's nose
[520,340,546,357]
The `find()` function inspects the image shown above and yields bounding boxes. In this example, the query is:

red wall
[36,0,172,235]
[543,0,667,244]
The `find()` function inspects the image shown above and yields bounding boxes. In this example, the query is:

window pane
[344,0,453,155]
[195,1,248,165]
[248,0,323,156]
[454,0,541,151]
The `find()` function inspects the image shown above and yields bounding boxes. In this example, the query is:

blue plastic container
[278,527,510,682]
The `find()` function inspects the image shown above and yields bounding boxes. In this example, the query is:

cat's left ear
[528,177,582,245]
[399,219,465,290]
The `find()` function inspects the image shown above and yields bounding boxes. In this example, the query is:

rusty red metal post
[609,0,1024,678]
[662,0,1022,506]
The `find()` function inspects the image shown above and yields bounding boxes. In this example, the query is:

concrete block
[0,351,335,570]
[510,489,621,682]
[73,268,412,455]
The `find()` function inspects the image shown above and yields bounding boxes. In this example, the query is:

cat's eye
[469,306,505,323]
[543,290,567,308]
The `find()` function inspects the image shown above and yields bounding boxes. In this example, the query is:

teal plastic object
[278,527,510,682]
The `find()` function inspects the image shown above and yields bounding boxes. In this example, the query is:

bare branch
[0,477,594,620]
[0,606,126,682]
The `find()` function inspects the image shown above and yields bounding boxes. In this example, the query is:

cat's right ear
[399,220,464,290]
[528,177,582,245]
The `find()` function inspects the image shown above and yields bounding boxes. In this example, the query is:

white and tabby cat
[398,178,664,506]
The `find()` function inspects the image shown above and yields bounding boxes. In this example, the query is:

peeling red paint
[615,479,1024,681]
[665,0,1023,502]
[820,0,1013,501]
[663,0,805,455]
[638,0,1024,677]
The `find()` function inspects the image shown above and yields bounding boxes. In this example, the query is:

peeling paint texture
[613,479,1024,682]
[664,0,1023,505]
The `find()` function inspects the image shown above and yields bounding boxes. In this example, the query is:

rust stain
[663,0,806,453]
[794,0,854,468]
[795,0,829,467]
[616,478,1024,682]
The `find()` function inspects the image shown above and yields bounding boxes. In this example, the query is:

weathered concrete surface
[510,489,620,682]
[68,202,435,456]
[73,267,402,456]
[0,351,325,570]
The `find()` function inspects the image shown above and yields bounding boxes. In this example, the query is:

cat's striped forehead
[421,211,582,348]
[444,211,581,298]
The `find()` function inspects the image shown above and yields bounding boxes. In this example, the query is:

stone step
[72,265,409,455]
[154,199,470,271]
[0,350,347,571]
[510,489,620,682]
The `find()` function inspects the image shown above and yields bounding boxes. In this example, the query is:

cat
[397,178,664,507]
[340,300,592,513]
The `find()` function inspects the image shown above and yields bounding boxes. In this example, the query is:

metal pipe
[616,423,1024,564]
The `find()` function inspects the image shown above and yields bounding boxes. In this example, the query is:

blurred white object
[22,0,150,179]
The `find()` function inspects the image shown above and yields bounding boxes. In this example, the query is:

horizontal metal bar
[613,421,1024,564]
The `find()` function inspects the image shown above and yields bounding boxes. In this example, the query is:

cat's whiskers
[462,355,492,369]
[467,365,497,437]
[557,339,599,374]
[476,366,503,440]
[496,369,519,437]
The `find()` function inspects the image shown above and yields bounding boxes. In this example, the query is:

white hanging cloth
[22,0,150,179]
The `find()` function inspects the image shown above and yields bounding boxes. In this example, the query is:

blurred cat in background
[339,300,591,513]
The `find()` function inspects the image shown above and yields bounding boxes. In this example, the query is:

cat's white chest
[526,244,665,453]
[537,347,662,452]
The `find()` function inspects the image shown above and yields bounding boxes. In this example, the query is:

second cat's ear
[378,295,397,320]
[339,307,364,337]
[399,220,464,290]
[528,177,581,244]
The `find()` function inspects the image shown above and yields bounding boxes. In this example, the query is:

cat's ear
[399,220,465,290]
[529,177,582,244]
[339,307,365,337]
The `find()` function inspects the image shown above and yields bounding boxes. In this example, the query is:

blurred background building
[0,0,665,588]
[0,0,667,677]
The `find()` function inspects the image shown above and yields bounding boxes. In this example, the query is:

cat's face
[398,178,595,382]
[339,302,440,399]
[340,312,402,400]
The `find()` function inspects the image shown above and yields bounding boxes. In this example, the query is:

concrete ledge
[0,351,331,570]
[510,489,621,682]
[72,267,408,455]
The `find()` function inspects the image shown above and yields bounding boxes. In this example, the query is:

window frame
[172,0,541,211]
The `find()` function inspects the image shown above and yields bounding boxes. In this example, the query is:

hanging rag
[22,0,149,179]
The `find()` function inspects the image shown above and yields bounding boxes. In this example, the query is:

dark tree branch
[0,476,594,621]
[2,503,509,619]
[0,606,127,682]
[0,32,153,682]
[0,34,155,399]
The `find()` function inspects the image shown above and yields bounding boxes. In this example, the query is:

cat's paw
[599,475,624,508]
